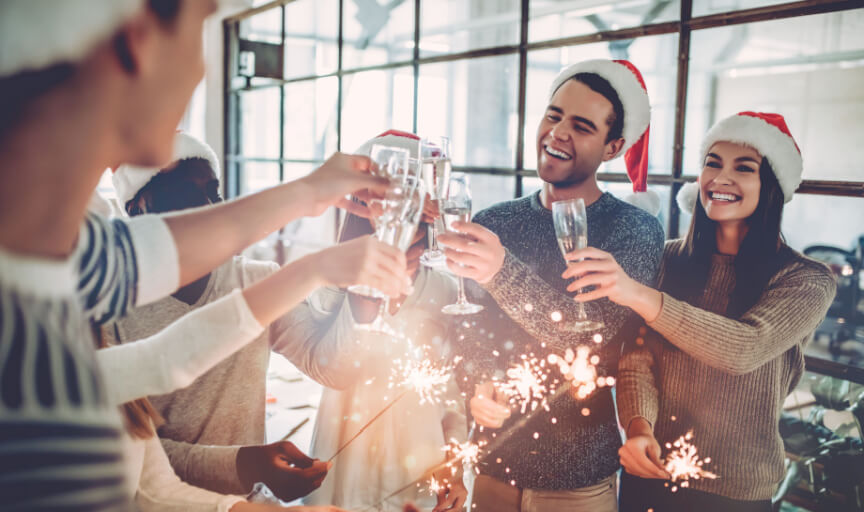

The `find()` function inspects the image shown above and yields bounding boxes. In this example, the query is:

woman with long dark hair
[560,112,836,511]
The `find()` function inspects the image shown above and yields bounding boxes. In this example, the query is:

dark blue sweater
[456,191,664,490]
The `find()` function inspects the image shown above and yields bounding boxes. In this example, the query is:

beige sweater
[617,239,836,501]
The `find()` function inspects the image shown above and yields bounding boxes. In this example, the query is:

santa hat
[0,0,144,77]
[113,132,221,206]
[549,59,658,215]
[354,129,421,158]
[677,111,803,213]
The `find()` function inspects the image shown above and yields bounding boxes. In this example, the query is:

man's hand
[437,222,505,284]
[618,418,670,480]
[469,381,511,428]
[433,480,468,512]
[299,152,390,218]
[236,442,331,502]
[312,235,411,299]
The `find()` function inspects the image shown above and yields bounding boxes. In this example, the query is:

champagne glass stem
[456,276,469,306]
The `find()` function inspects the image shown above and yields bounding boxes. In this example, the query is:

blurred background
[95,1,864,509]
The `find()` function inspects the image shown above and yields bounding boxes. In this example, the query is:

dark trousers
[619,472,772,512]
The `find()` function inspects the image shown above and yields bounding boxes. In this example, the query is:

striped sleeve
[0,285,131,511]
[77,214,179,326]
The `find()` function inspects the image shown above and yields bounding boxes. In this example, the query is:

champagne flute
[347,145,410,299]
[551,198,604,332]
[419,136,452,267]
[441,174,484,315]
[356,176,426,332]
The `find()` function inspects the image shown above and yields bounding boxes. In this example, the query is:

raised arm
[565,251,836,375]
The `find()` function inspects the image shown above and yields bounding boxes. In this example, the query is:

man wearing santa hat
[0,1,404,510]
[438,59,665,511]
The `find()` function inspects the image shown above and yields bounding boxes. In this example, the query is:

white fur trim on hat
[354,130,421,159]
[113,132,220,206]
[0,0,144,77]
[623,190,661,217]
[676,181,700,214]
[548,59,650,153]
[700,115,802,203]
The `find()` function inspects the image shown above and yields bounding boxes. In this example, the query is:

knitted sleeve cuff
[646,291,687,341]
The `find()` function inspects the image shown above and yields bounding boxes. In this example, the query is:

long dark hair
[663,157,791,318]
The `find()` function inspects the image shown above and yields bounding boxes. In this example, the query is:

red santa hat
[677,111,803,213]
[0,0,144,77]
[549,59,658,215]
[113,132,221,206]
[354,129,421,158]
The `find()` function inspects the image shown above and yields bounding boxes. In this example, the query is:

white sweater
[97,288,264,511]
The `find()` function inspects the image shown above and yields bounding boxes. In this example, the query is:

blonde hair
[92,323,164,439]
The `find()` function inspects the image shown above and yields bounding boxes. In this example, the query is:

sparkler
[663,430,718,493]
[497,355,550,414]
[330,357,454,463]
[390,358,453,405]
[548,346,613,400]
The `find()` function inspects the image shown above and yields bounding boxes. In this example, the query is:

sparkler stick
[328,388,410,463]
[362,382,574,511]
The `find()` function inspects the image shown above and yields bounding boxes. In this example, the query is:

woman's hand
[433,479,468,512]
[312,235,411,299]
[437,222,505,285]
[561,247,662,322]
[618,418,670,480]
[469,381,511,428]
[299,153,390,218]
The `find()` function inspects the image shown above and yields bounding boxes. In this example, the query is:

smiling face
[699,141,763,223]
[536,79,624,186]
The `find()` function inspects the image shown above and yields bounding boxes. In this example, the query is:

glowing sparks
[390,358,452,404]
[663,431,718,492]
[427,476,445,496]
[442,438,484,476]
[549,346,604,400]
[550,311,563,322]
[497,356,550,414]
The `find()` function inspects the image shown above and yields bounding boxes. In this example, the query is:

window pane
[529,0,680,43]
[284,0,339,79]
[419,0,520,57]
[693,0,797,17]
[466,173,517,215]
[283,78,339,161]
[340,67,415,153]
[684,11,864,180]
[343,0,414,69]
[239,7,281,44]
[524,34,678,175]
[238,87,281,159]
[240,162,281,195]
[418,54,519,168]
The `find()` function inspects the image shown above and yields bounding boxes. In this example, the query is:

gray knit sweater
[456,191,665,490]
[617,239,836,501]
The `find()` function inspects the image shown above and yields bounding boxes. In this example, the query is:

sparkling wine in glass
[552,198,604,332]
[441,174,484,315]
[419,136,452,267]
[354,177,426,332]
[348,145,410,299]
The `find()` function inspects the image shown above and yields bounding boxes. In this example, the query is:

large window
[224,0,864,377]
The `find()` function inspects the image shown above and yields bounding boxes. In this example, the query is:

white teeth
[710,192,738,202]
[545,146,571,160]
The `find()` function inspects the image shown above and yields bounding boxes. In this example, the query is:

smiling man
[439,59,665,512]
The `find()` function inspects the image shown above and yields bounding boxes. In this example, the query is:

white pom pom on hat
[676,111,804,211]
[549,59,659,215]
[0,0,144,77]
[113,132,220,206]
